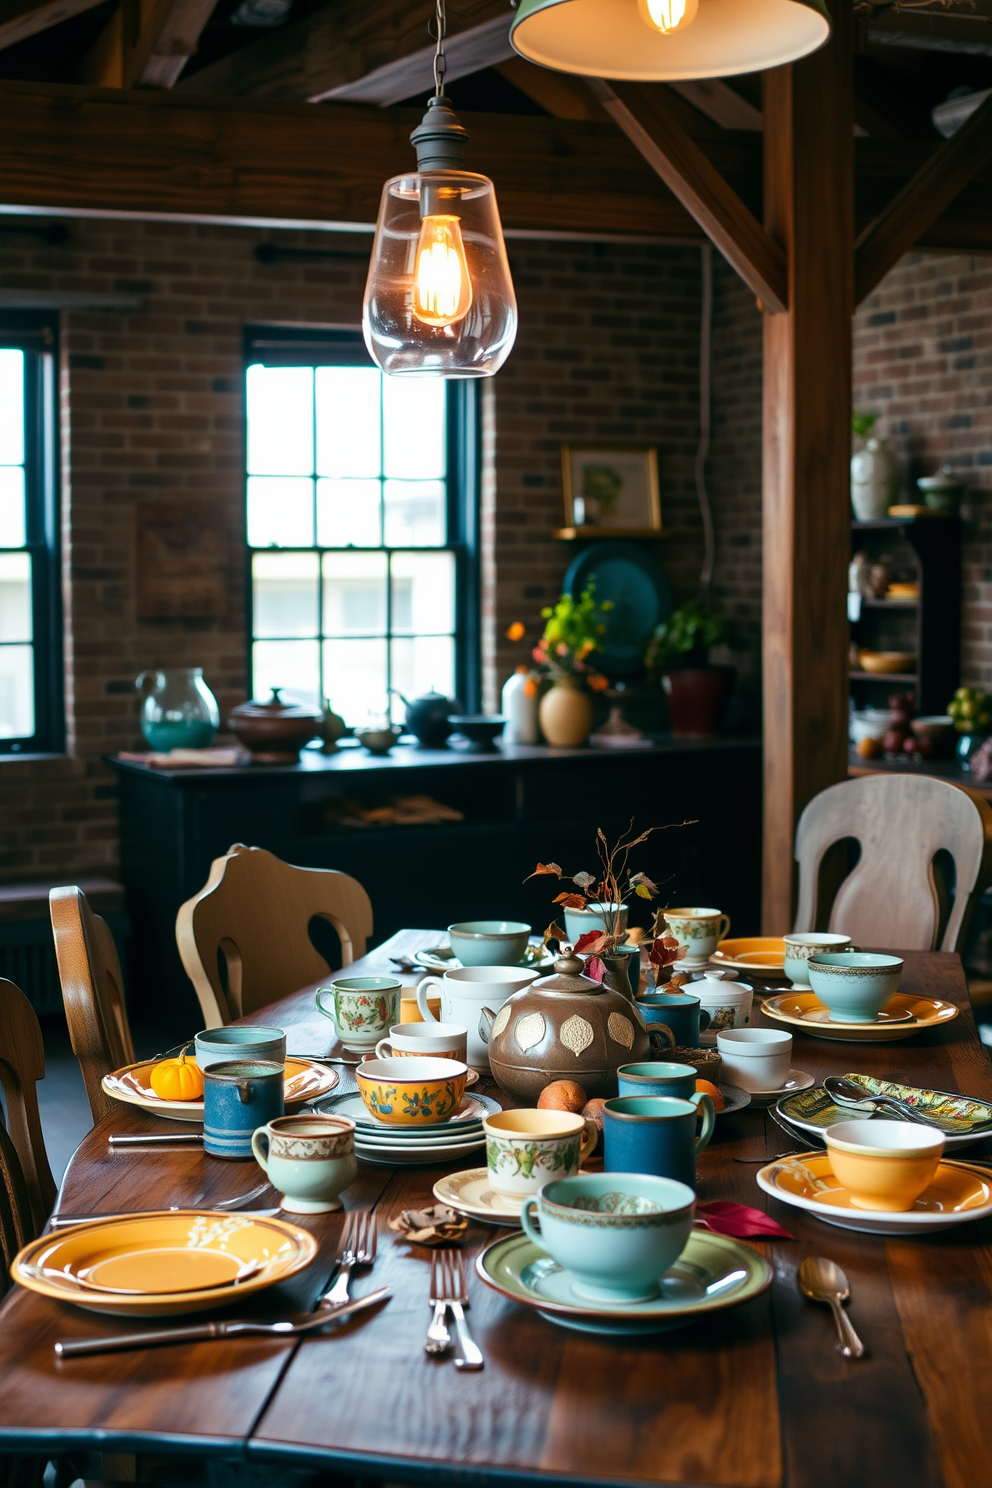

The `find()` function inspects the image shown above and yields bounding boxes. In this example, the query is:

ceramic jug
[851,436,900,520]
[136,668,219,752]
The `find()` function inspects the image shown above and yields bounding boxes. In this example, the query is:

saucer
[714,1082,752,1117]
[413,946,555,973]
[776,1079,992,1150]
[476,1229,772,1333]
[314,1090,499,1132]
[357,1134,485,1166]
[756,1153,992,1234]
[103,1059,338,1123]
[434,1168,525,1226]
[739,1069,816,1108]
[709,938,786,977]
[760,991,958,1042]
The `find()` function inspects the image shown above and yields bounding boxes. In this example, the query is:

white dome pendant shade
[509,0,831,81]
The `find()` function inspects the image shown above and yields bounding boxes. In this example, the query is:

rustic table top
[1,931,990,1488]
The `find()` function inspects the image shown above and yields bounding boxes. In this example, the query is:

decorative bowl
[228,688,323,763]
[857,650,916,675]
[825,1119,944,1211]
[355,726,401,755]
[355,1056,468,1126]
[806,952,904,1023]
[448,920,532,967]
[449,715,506,753]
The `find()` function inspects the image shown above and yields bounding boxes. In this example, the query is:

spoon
[797,1256,866,1359]
[823,1076,967,1133]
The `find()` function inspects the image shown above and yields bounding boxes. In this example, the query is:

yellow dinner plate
[102,1058,338,1123]
[760,990,958,1042]
[710,938,787,975]
[12,1211,318,1316]
[756,1153,992,1234]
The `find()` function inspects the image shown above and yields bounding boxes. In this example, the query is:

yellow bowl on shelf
[356,1056,468,1126]
[858,650,917,675]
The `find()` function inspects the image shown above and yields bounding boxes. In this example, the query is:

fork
[433,1249,483,1371]
[323,1209,376,1306]
[425,1252,452,1355]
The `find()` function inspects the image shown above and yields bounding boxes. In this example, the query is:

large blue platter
[564,541,671,676]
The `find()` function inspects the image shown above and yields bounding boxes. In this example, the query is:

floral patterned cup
[316,976,401,1051]
[355,1056,468,1126]
[483,1108,598,1201]
[663,907,731,967]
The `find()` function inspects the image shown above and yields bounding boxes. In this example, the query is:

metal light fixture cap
[410,95,470,172]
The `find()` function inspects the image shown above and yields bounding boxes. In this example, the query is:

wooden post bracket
[588,76,788,315]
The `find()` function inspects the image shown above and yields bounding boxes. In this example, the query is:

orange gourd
[150,1046,204,1101]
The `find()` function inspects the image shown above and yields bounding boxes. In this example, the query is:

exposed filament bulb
[637,0,699,34]
[412,214,473,328]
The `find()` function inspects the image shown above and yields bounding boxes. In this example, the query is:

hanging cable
[696,243,715,601]
[433,0,447,96]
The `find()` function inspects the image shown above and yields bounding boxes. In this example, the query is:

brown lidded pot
[228,687,323,764]
[478,951,657,1103]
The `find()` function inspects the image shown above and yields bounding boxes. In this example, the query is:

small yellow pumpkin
[150,1047,204,1101]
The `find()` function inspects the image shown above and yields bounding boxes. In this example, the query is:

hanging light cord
[696,243,715,601]
[433,0,447,96]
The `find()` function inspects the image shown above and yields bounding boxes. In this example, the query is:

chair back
[0,979,56,1235]
[794,773,992,953]
[0,1121,34,1297]
[176,844,374,1025]
[50,886,135,1124]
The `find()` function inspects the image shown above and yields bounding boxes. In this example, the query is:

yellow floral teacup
[355,1056,468,1127]
[824,1120,944,1211]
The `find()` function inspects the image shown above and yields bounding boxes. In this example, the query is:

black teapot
[390,688,460,748]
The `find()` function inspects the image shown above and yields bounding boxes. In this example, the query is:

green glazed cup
[316,976,401,1050]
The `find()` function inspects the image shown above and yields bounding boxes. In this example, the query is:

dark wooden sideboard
[109,737,762,1028]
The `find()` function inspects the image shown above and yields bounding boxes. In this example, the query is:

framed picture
[560,444,662,533]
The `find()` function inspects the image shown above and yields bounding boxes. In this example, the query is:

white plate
[737,1069,816,1108]
[357,1137,485,1165]
[413,946,555,973]
[755,1153,992,1234]
[433,1168,524,1226]
[102,1059,338,1124]
[354,1125,484,1148]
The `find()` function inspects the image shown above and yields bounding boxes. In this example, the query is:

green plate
[776,1074,992,1151]
[476,1228,772,1334]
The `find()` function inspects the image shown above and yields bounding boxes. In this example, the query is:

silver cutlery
[432,1249,483,1371]
[54,1285,393,1358]
[288,1053,362,1067]
[734,1152,811,1163]
[797,1256,866,1359]
[823,1075,975,1134]
[109,1133,203,1146]
[768,1106,820,1149]
[425,1251,452,1355]
[324,1209,377,1306]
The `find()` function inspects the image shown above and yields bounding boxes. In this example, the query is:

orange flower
[506,621,526,642]
[587,673,610,692]
[524,677,539,697]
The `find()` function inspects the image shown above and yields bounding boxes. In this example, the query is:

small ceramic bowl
[825,1119,944,1211]
[355,1056,468,1127]
[447,920,531,967]
[194,1025,286,1070]
[715,1028,793,1093]
[448,715,506,753]
[356,726,401,755]
[783,933,854,989]
[807,952,904,1022]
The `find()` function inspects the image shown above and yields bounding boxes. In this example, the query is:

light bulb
[637,0,698,34]
[412,214,473,328]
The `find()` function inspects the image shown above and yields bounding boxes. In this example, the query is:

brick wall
[0,220,725,882]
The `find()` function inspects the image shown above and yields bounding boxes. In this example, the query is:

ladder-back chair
[0,979,56,1234]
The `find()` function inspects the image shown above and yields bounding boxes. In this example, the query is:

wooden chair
[50,886,135,1124]
[0,979,56,1235]
[176,844,374,1026]
[793,773,992,953]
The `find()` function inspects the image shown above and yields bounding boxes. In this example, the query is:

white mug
[716,1028,793,1093]
[374,1021,467,1063]
[251,1114,356,1214]
[417,966,540,1069]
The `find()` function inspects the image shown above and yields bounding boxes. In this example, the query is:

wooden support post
[761,2,854,932]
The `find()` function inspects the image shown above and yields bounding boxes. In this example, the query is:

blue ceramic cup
[447,921,531,967]
[520,1171,695,1303]
[194,1025,286,1071]
[636,992,710,1048]
[806,952,904,1023]
[617,1062,699,1100]
[603,1094,715,1188]
[203,1059,284,1160]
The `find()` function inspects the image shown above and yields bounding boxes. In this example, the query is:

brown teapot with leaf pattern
[478,951,672,1102]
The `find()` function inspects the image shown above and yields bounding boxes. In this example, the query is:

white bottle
[501,666,539,744]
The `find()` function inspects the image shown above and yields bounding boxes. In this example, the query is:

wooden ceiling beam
[0,0,106,52]
[868,5,992,56]
[855,89,992,303]
[667,80,762,132]
[588,78,788,314]
[177,0,510,103]
[128,0,220,88]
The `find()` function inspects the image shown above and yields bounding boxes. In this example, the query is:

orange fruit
[537,1079,587,1114]
[695,1078,724,1112]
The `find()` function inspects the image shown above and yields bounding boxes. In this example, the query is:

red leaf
[524,862,563,882]
[694,1201,794,1240]
[574,930,609,954]
[584,956,606,983]
[553,892,588,909]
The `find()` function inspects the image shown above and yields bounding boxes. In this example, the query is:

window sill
[0,751,68,766]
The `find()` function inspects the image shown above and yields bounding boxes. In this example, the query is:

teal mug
[617,1061,699,1100]
[603,1094,715,1188]
[637,992,710,1048]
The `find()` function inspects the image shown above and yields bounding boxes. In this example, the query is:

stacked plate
[315,1090,501,1165]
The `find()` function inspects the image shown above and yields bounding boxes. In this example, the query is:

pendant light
[509,0,831,81]
[363,0,517,378]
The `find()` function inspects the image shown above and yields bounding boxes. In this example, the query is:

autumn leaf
[573,930,609,955]
[634,884,653,900]
[650,936,689,968]
[573,871,595,890]
[542,921,566,950]
[630,872,660,896]
[553,892,588,909]
[585,956,606,983]
[523,862,563,881]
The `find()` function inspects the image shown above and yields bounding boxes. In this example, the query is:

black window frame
[0,311,63,756]
[243,325,480,719]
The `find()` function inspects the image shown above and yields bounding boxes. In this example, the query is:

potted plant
[646,601,735,739]
[528,585,611,746]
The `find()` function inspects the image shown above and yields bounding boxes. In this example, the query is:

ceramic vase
[661,667,734,739]
[501,668,540,744]
[851,437,900,520]
[136,668,219,752]
[539,677,593,747]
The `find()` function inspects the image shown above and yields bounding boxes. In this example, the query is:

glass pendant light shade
[363,167,517,378]
[510,0,830,80]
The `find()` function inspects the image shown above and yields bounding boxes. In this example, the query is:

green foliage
[535,582,613,679]
[852,410,880,439]
[646,601,733,671]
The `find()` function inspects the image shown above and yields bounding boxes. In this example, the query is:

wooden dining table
[1,929,991,1488]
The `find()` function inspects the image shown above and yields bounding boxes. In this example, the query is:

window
[245,328,478,726]
[0,314,61,753]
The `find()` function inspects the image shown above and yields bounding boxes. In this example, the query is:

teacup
[563,902,628,946]
[692,970,753,1042]
[251,1114,357,1213]
[617,1062,699,1100]
[806,953,904,1023]
[202,1060,284,1160]
[483,1108,598,1201]
[636,992,710,1048]
[663,907,731,967]
[418,965,539,1068]
[316,976,401,1050]
[521,1172,695,1303]
[355,1055,468,1127]
[715,1028,793,1093]
[824,1119,944,1211]
[401,992,441,1023]
[194,1025,286,1071]
[783,933,855,990]
[448,921,531,966]
[374,1021,467,1063]
[602,1094,715,1188]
